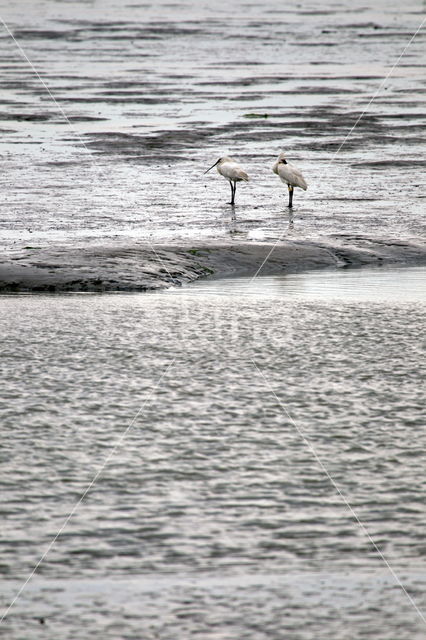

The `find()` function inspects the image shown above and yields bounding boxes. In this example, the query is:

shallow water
[1,266,425,638]
[183,264,426,302]
[1,0,426,637]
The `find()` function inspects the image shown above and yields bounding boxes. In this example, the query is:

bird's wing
[237,169,249,182]
[279,163,307,190]
[221,161,249,181]
[295,170,308,190]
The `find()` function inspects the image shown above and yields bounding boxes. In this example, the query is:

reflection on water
[0,266,425,639]
[181,265,426,302]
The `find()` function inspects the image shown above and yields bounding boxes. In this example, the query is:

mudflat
[0,0,425,293]
[1,235,425,292]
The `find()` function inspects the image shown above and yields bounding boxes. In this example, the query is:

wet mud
[0,0,425,289]
[1,235,425,293]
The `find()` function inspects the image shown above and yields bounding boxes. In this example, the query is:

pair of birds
[204,153,307,208]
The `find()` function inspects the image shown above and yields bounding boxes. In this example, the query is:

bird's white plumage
[272,152,307,190]
[204,155,249,205]
[216,156,249,182]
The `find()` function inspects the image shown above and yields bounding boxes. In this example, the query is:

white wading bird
[272,152,307,208]
[204,156,249,205]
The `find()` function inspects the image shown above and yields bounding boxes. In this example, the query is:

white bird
[204,156,249,205]
[272,152,307,208]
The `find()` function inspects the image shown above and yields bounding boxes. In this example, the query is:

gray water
[1,0,426,637]
[1,265,425,639]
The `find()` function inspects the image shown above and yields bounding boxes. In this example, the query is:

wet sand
[1,235,424,292]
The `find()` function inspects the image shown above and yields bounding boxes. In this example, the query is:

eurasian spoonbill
[204,156,249,205]
[272,152,307,208]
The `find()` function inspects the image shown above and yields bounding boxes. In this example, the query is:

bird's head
[278,152,287,165]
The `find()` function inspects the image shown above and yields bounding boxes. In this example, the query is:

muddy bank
[0,235,425,293]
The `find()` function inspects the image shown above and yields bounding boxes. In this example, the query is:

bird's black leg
[288,185,294,208]
[229,180,236,205]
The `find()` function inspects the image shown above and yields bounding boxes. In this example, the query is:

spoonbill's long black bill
[204,160,220,174]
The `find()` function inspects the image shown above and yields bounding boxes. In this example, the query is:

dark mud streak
[81,104,393,160]
[1,239,425,293]
[352,160,426,168]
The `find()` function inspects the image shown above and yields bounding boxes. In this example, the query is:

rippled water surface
[1,266,425,638]
[1,0,426,637]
